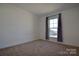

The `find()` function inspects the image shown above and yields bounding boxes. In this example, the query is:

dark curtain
[57,13,63,42]
[46,17,49,40]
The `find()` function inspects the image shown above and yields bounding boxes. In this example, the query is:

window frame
[46,13,63,42]
[46,15,58,39]
[48,18,58,38]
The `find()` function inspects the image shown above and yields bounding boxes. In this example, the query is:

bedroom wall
[0,4,39,48]
[39,7,79,47]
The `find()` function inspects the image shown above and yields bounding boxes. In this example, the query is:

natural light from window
[49,18,58,38]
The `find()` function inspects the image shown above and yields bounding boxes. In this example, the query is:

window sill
[49,37,57,39]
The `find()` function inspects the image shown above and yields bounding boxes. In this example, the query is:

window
[49,18,58,38]
[46,13,63,42]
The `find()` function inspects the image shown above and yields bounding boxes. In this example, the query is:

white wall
[39,7,79,47]
[0,4,39,48]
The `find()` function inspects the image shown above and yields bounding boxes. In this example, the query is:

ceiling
[3,3,79,16]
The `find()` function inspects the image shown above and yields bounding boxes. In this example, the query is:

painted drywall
[39,7,79,47]
[0,4,39,48]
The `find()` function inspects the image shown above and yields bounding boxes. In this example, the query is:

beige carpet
[0,40,79,56]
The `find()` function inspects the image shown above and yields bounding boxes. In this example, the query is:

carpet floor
[0,40,79,56]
